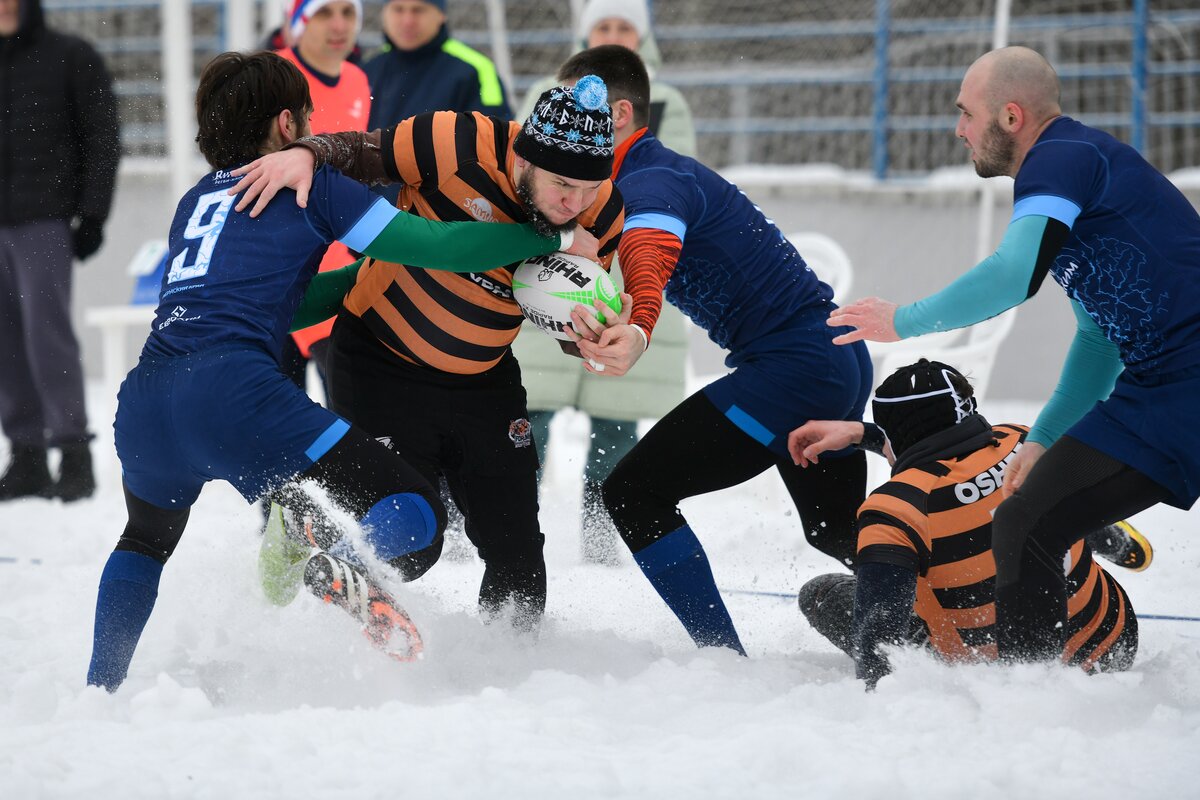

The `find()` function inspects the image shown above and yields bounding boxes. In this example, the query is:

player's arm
[1028,301,1123,447]
[788,421,889,467]
[341,197,582,272]
[1002,301,1124,495]
[893,213,1069,337]
[291,258,365,331]
[829,213,1070,344]
[853,509,927,689]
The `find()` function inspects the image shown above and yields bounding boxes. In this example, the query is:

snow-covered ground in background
[1,393,1198,799]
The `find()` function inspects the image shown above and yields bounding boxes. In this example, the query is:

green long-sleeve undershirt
[361,209,562,272]
[290,210,564,331]
[292,258,365,331]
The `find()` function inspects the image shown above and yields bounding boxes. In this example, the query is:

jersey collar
[612,127,650,179]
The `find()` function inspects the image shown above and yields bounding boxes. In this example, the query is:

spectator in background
[261,0,363,63]
[276,0,371,389]
[517,0,695,156]
[0,0,120,502]
[364,0,512,146]
[512,0,693,564]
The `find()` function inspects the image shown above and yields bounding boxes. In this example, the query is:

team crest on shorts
[508,418,532,448]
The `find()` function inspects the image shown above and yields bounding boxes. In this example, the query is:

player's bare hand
[828,297,901,345]
[565,292,632,343]
[229,148,317,217]
[788,420,864,467]
[562,225,600,262]
[1003,441,1046,497]
[567,293,640,375]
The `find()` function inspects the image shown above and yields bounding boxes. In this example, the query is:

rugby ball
[512,252,621,341]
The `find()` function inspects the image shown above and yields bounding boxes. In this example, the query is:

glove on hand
[71,217,105,261]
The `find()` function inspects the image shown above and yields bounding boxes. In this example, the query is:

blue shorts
[114,345,349,508]
[702,314,873,460]
[1067,365,1200,509]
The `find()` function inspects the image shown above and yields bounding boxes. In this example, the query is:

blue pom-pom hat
[513,75,615,181]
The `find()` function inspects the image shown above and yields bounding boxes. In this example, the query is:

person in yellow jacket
[512,0,694,564]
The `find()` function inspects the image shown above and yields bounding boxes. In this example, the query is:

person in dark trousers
[0,0,120,501]
[85,51,587,691]
[791,359,1148,688]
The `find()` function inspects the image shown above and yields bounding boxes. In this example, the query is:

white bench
[84,240,168,399]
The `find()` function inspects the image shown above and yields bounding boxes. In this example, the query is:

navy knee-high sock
[87,550,163,691]
[633,525,745,655]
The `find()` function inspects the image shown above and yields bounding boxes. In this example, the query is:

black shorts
[326,311,543,564]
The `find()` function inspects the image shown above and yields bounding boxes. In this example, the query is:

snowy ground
[1,392,1198,799]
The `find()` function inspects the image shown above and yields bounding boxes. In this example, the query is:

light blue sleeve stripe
[340,198,400,252]
[625,212,688,242]
[1011,194,1082,228]
[725,405,775,447]
[305,418,351,462]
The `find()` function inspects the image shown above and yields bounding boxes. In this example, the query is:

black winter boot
[0,445,54,501]
[56,442,96,502]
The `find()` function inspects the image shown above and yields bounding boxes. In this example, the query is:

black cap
[872,359,977,458]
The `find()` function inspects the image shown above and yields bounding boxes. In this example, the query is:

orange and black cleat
[303,552,424,661]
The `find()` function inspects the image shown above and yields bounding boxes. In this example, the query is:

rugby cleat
[258,502,320,607]
[1086,520,1153,572]
[303,552,424,662]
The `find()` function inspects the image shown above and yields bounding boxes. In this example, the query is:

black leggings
[603,390,866,567]
[992,435,1168,661]
[118,425,447,579]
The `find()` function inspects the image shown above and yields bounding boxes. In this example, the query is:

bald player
[826,46,1200,664]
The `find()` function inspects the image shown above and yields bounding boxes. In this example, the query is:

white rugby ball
[512,252,621,341]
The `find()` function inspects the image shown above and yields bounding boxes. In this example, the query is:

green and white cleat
[259,502,319,606]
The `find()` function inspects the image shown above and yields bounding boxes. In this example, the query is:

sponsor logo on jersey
[508,418,532,448]
[464,197,496,223]
[158,305,201,330]
[375,436,393,450]
[954,442,1023,504]
[467,272,514,300]
[212,170,236,184]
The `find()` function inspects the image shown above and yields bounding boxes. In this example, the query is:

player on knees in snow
[826,46,1199,664]
[86,51,593,691]
[550,46,874,655]
[791,359,1149,688]
[224,77,625,633]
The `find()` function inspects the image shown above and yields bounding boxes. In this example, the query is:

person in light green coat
[512,0,694,564]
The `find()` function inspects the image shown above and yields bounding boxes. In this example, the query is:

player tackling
[86,52,592,691]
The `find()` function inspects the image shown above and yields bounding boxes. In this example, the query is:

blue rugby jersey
[143,165,396,361]
[1013,117,1200,375]
[615,133,832,353]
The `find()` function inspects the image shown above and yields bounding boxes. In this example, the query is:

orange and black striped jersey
[857,423,1133,671]
[342,111,624,374]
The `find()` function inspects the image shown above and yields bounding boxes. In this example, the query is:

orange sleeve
[617,227,682,343]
